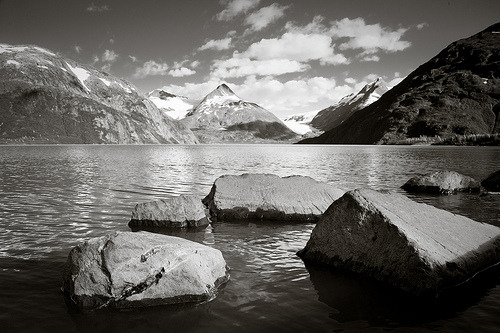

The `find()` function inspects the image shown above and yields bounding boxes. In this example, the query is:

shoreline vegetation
[395,134,500,146]
[2,133,500,146]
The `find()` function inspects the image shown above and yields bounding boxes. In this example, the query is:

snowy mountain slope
[147,89,196,120]
[281,110,319,135]
[0,43,197,144]
[310,78,389,132]
[181,84,297,142]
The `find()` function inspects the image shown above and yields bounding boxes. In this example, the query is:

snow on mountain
[147,89,195,120]
[181,84,297,142]
[281,110,319,135]
[310,77,389,132]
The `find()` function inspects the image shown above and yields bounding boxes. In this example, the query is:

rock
[298,189,500,296]
[482,170,500,192]
[401,170,480,194]
[129,195,210,228]
[62,231,229,310]
[203,173,345,222]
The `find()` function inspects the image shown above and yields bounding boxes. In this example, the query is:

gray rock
[298,189,500,296]
[62,231,229,310]
[203,173,345,222]
[129,195,209,228]
[402,170,480,194]
[482,170,500,192]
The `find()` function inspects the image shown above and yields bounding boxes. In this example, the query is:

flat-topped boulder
[62,231,229,310]
[402,170,480,194]
[482,170,500,192]
[129,195,209,228]
[298,189,500,296]
[203,173,345,222]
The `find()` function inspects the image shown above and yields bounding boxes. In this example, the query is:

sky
[1,0,499,117]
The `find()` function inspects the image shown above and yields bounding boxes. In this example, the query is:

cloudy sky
[1,0,499,117]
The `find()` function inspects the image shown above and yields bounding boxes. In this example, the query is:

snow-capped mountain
[0,43,197,144]
[181,84,297,143]
[281,111,319,135]
[147,89,196,120]
[310,78,389,131]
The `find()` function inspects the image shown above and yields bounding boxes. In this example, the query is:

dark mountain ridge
[301,23,500,144]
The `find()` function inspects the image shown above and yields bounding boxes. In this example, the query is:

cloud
[169,67,196,77]
[215,0,261,21]
[74,45,82,54]
[86,3,110,12]
[241,32,348,64]
[211,57,309,78]
[360,54,380,62]
[133,60,169,78]
[416,22,428,30]
[244,3,289,32]
[330,17,411,54]
[190,60,200,68]
[102,49,118,62]
[198,37,232,51]
[129,55,138,62]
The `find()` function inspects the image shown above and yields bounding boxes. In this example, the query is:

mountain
[181,84,297,143]
[280,78,387,137]
[281,110,319,135]
[309,78,389,132]
[0,44,197,144]
[300,23,500,144]
[147,89,197,120]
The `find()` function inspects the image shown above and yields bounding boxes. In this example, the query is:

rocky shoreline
[62,170,500,310]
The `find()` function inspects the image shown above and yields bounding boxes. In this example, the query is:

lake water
[0,144,499,332]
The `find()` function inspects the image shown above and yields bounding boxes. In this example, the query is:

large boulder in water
[129,195,209,229]
[482,170,500,192]
[298,189,500,296]
[202,173,345,222]
[401,170,480,194]
[62,231,229,310]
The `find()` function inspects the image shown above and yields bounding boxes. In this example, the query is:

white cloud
[244,3,289,32]
[211,57,309,78]
[87,3,109,12]
[215,0,261,21]
[190,60,200,68]
[344,77,356,84]
[360,54,380,62]
[241,32,349,65]
[416,22,428,30]
[129,55,138,62]
[198,38,232,51]
[74,45,82,54]
[102,49,118,62]
[169,67,196,77]
[133,60,169,78]
[330,17,411,54]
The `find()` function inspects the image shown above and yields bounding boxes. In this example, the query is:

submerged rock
[298,189,500,296]
[482,170,500,192]
[402,170,480,194]
[62,231,229,310]
[203,173,345,222]
[129,195,209,228]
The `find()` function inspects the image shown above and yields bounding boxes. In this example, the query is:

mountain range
[2,22,499,145]
[281,78,389,136]
[178,83,297,143]
[300,22,500,144]
[0,44,197,144]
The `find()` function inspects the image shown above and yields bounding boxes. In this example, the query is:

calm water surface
[0,145,499,332]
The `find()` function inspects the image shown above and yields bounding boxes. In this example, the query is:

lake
[0,144,499,332]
